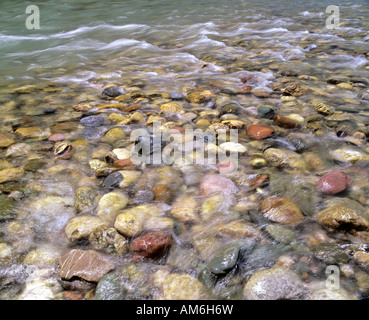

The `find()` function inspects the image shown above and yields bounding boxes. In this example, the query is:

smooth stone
[118,170,141,188]
[160,103,184,114]
[72,102,93,111]
[353,251,369,268]
[114,211,146,237]
[263,148,306,169]
[143,216,174,233]
[89,159,108,171]
[219,142,247,154]
[199,174,238,196]
[162,274,206,300]
[170,196,199,223]
[5,143,31,158]
[152,184,173,203]
[329,148,366,164]
[15,127,50,139]
[48,133,65,142]
[220,102,240,114]
[65,216,107,242]
[265,224,296,244]
[101,127,126,144]
[207,243,240,275]
[260,197,303,224]
[169,91,183,100]
[112,148,131,160]
[246,124,275,140]
[130,188,154,205]
[0,133,15,147]
[216,220,262,240]
[96,191,129,224]
[186,92,205,103]
[273,115,298,129]
[95,272,127,300]
[58,249,114,283]
[257,105,276,119]
[80,115,105,127]
[0,168,24,184]
[23,245,60,266]
[315,171,351,195]
[243,267,306,300]
[103,171,124,189]
[316,205,369,231]
[130,232,172,262]
[102,86,125,97]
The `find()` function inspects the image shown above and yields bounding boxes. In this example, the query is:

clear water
[0,0,369,300]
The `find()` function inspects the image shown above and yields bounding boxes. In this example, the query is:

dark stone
[102,86,125,98]
[103,171,123,189]
[80,115,105,127]
[312,243,349,265]
[208,243,241,275]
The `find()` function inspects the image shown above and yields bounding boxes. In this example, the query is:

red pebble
[315,171,351,195]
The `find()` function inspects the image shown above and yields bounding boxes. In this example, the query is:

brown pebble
[113,158,133,168]
[246,124,275,140]
[274,115,298,129]
[48,133,65,142]
[153,184,173,203]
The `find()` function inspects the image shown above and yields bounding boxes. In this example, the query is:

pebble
[130,232,172,262]
[246,124,275,140]
[207,243,240,275]
[274,115,298,129]
[114,211,146,237]
[102,86,125,97]
[260,197,304,224]
[199,174,238,196]
[64,216,107,242]
[58,249,114,283]
[243,267,306,300]
[162,273,206,300]
[316,205,369,232]
[0,167,24,184]
[80,115,105,127]
[96,191,129,224]
[315,171,351,195]
[170,196,199,223]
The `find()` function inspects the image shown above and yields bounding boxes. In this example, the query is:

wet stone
[243,267,306,300]
[102,86,125,98]
[58,249,114,283]
[89,225,128,254]
[130,232,173,262]
[207,243,240,275]
[80,115,105,127]
[315,171,351,195]
[103,171,124,189]
[246,124,275,140]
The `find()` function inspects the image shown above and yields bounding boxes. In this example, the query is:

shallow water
[0,0,369,300]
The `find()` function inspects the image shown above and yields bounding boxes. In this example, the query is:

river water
[0,0,369,300]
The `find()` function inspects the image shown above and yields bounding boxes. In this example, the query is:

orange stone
[246,124,275,140]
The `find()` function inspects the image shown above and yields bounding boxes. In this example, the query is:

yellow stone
[160,103,184,114]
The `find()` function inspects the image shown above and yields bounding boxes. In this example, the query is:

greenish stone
[312,243,349,265]
[265,224,296,244]
[24,159,47,172]
[257,105,276,119]
[208,243,240,275]
[0,194,17,221]
[198,265,218,288]
[95,272,127,300]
